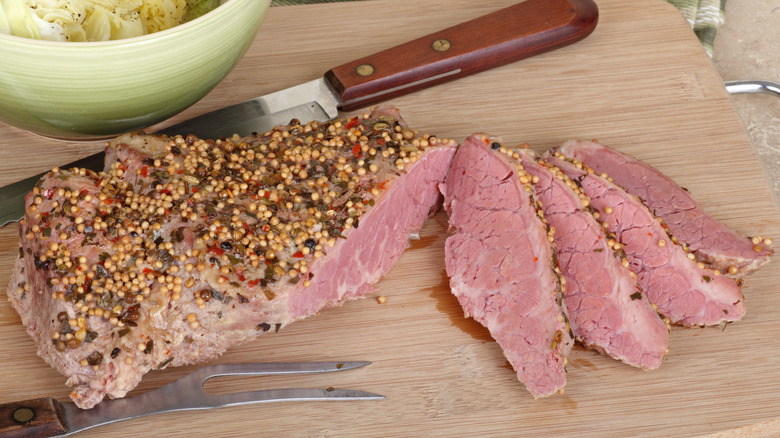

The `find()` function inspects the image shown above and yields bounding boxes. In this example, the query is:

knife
[0,0,598,226]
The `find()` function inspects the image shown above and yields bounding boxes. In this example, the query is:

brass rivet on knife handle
[12,407,34,424]
[0,397,68,438]
[355,64,375,77]
[324,0,598,112]
[431,38,451,52]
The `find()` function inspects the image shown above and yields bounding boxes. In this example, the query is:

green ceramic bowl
[0,0,271,140]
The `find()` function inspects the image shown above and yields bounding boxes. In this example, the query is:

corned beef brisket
[7,107,456,408]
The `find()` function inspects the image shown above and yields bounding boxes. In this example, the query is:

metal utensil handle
[725,80,780,97]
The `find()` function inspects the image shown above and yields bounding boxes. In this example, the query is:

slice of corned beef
[7,106,456,409]
[546,152,744,327]
[517,148,668,369]
[558,140,773,277]
[441,134,573,398]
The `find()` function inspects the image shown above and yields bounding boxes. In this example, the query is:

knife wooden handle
[0,397,68,438]
[325,0,598,111]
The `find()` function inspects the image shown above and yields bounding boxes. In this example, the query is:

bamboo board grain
[1,0,779,437]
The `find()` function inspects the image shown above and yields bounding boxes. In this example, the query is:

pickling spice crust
[7,106,457,408]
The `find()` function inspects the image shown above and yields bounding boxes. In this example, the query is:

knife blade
[0,0,598,226]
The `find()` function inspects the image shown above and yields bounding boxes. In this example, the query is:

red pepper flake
[293,251,304,259]
[262,225,270,232]
[177,170,184,174]
[140,166,148,178]
[192,187,199,193]
[377,138,385,145]
[248,279,260,287]
[352,144,361,156]
[143,268,153,274]
[533,257,539,262]
[208,244,225,256]
[345,117,360,130]
[236,268,246,282]
[42,188,54,199]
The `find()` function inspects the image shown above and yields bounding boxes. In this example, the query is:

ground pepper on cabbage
[0,0,221,41]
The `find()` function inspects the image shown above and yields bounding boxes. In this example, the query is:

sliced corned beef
[441,134,573,398]
[517,148,668,369]
[558,140,772,277]
[7,106,456,408]
[546,152,745,327]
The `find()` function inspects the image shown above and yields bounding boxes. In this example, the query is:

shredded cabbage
[0,0,219,41]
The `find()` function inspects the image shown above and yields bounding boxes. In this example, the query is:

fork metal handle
[725,80,780,97]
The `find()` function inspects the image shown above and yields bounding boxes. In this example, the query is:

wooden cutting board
[1,0,779,436]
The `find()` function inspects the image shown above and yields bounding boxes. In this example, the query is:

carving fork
[0,361,383,437]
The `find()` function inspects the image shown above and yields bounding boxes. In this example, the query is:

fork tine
[202,387,385,410]
[195,361,372,383]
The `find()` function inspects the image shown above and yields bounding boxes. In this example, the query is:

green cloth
[665,0,726,56]
[270,0,725,56]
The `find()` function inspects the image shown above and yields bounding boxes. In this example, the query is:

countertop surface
[713,0,780,212]
[714,0,779,92]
